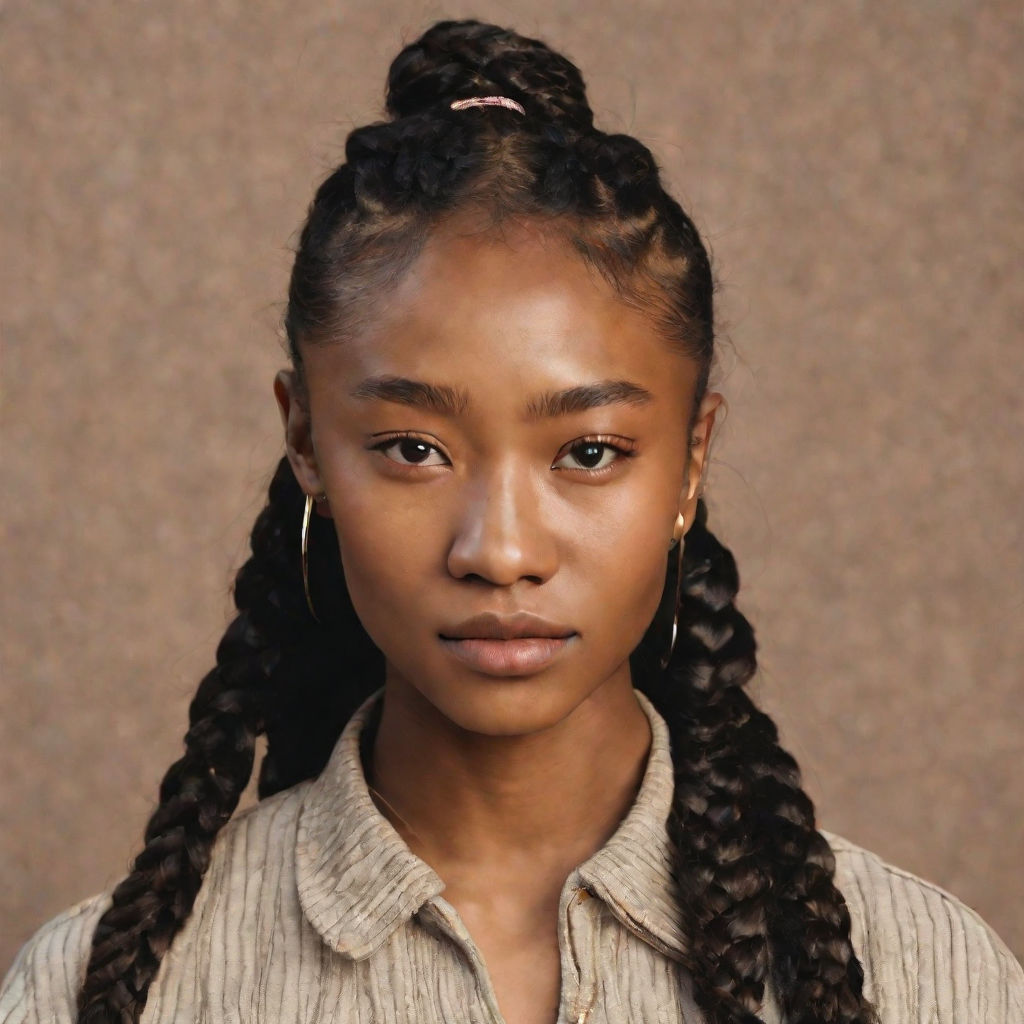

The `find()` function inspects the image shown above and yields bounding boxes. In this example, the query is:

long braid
[255,464,382,797]
[76,458,378,1022]
[636,500,875,1023]
[78,19,876,1022]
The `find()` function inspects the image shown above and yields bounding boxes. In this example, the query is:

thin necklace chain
[366,776,421,841]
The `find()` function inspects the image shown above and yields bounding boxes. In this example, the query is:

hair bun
[385,19,594,134]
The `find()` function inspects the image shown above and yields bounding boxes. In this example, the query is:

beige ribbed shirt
[3,692,1021,1023]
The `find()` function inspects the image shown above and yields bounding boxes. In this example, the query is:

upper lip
[440,612,576,641]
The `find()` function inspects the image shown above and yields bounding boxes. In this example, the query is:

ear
[273,370,331,516]
[677,390,723,538]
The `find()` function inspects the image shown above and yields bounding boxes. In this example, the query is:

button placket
[562,884,599,1024]
[418,899,506,1024]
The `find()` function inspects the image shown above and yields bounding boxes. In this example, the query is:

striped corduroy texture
[3,692,1021,1023]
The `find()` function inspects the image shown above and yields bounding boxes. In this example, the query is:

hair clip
[450,96,526,116]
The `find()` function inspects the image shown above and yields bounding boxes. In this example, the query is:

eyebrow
[350,375,469,416]
[350,375,654,419]
[524,379,654,419]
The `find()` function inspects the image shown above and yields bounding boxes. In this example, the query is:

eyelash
[553,435,638,474]
[368,432,637,475]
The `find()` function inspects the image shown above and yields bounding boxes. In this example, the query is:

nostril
[451,571,546,588]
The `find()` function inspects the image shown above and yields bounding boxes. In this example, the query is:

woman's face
[277,214,719,737]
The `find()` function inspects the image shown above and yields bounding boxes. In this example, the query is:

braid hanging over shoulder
[77,19,875,1023]
[76,460,381,1023]
[634,501,875,1023]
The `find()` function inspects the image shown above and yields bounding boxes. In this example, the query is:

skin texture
[275,214,720,1024]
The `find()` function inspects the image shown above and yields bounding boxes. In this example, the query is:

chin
[418,671,596,739]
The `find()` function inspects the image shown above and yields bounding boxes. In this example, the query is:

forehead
[303,214,697,408]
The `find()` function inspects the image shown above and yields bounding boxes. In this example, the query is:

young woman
[2,18,1020,1024]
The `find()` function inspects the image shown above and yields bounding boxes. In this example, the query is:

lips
[439,612,577,676]
[440,611,576,641]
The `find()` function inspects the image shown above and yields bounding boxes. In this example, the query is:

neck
[368,672,652,879]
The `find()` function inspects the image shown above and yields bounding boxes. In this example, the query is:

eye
[552,437,636,473]
[371,434,449,467]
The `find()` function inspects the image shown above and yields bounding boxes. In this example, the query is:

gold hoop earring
[660,513,687,669]
[301,493,321,623]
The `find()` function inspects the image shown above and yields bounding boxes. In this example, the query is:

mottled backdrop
[3,0,1022,973]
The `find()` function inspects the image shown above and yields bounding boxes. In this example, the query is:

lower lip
[439,635,575,676]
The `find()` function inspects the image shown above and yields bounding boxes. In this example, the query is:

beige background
[2,0,1022,976]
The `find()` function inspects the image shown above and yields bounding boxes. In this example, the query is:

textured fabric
[3,691,1021,1023]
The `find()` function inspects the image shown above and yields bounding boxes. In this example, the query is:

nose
[446,462,558,586]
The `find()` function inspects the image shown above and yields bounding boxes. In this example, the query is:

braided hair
[77,20,875,1024]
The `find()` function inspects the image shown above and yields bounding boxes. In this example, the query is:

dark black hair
[77,20,875,1024]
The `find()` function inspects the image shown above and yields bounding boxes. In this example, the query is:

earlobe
[273,369,327,505]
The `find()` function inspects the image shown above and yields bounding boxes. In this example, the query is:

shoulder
[0,892,111,1023]
[0,783,311,1024]
[822,830,1024,1023]
[198,781,310,892]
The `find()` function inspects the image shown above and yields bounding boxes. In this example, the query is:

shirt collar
[574,691,687,959]
[295,689,685,962]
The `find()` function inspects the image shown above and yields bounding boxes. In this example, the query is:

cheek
[322,474,455,666]
[600,526,672,648]
[329,512,419,642]
[315,445,427,619]
[566,481,673,656]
